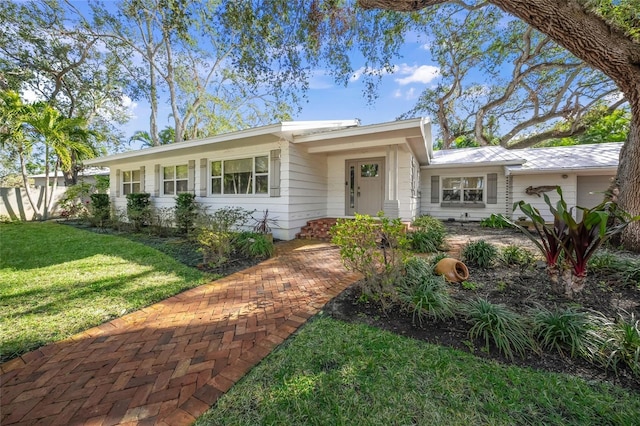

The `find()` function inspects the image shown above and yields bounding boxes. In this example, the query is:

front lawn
[0,222,207,362]
[196,315,640,425]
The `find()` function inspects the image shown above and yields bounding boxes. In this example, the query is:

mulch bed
[324,223,640,393]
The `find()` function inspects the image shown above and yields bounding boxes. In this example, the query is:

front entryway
[345,158,385,216]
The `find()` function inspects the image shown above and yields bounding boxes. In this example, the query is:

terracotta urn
[434,258,470,283]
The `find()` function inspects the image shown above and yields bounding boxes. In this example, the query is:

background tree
[0,0,130,184]
[399,4,626,149]
[358,0,640,251]
[0,91,96,219]
[80,0,326,145]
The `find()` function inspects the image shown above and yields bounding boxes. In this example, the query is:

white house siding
[281,143,329,239]
[420,166,509,221]
[510,173,578,221]
[107,141,303,240]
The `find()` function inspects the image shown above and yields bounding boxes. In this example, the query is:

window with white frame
[442,176,484,202]
[122,170,141,195]
[211,155,269,195]
[163,165,189,195]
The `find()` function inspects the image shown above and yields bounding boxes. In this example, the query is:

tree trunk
[18,148,40,220]
[616,96,640,251]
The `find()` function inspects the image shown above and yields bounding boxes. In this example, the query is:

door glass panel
[360,164,379,177]
[349,166,355,209]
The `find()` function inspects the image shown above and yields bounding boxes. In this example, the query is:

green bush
[331,213,409,310]
[465,298,535,360]
[480,213,512,229]
[235,232,274,259]
[89,193,110,228]
[462,240,498,269]
[500,245,534,267]
[588,250,640,287]
[594,312,640,377]
[59,183,92,219]
[195,206,253,267]
[398,256,455,325]
[532,307,592,358]
[126,193,151,231]
[175,193,198,235]
[409,216,446,253]
[149,207,174,237]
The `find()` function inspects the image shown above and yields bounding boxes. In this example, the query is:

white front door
[345,158,385,216]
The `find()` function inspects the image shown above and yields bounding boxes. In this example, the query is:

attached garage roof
[425,143,622,173]
[505,143,622,174]
[430,146,523,167]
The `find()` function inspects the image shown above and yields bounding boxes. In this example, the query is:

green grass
[196,315,640,425]
[0,222,207,361]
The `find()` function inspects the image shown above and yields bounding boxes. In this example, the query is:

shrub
[195,206,253,267]
[594,312,640,376]
[174,193,198,235]
[409,216,446,252]
[235,232,275,259]
[252,209,278,234]
[588,250,640,287]
[500,245,534,267]
[465,298,535,360]
[149,207,174,237]
[532,307,592,358]
[398,257,455,325]
[58,183,92,219]
[331,213,409,310]
[480,213,512,229]
[89,193,110,228]
[126,193,152,231]
[462,240,498,269]
[511,187,639,297]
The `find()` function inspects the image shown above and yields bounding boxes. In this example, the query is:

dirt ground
[324,222,640,392]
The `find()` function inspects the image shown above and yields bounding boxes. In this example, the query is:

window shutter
[154,164,160,197]
[199,158,208,197]
[270,149,281,197]
[139,166,145,192]
[487,173,498,204]
[430,175,439,203]
[115,169,121,197]
[188,160,196,193]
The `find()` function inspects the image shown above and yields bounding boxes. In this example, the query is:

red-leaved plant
[510,187,638,298]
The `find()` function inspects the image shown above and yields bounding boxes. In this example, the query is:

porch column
[383,145,400,218]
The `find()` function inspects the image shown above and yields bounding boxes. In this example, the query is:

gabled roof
[84,118,430,166]
[505,143,622,174]
[428,146,524,168]
[424,143,622,174]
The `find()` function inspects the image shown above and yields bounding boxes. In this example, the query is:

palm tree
[0,91,41,218]
[1,90,98,219]
[129,127,175,148]
[25,103,97,218]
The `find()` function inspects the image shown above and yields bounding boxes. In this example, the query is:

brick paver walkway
[1,241,360,425]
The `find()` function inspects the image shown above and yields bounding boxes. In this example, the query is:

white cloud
[394,64,440,86]
[393,87,419,100]
[122,95,138,119]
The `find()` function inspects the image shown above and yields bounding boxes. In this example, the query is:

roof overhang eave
[504,166,618,176]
